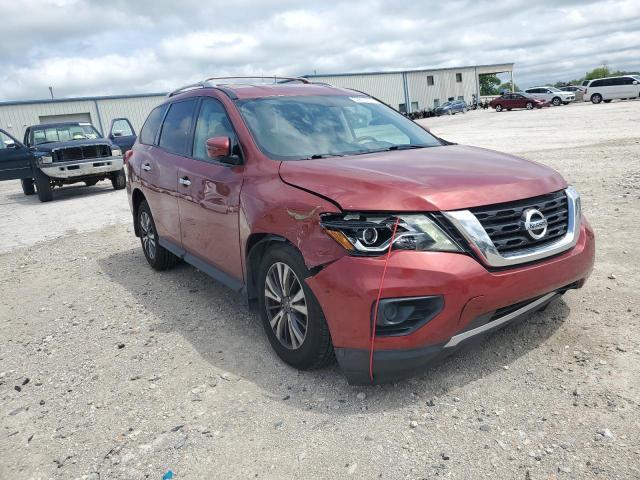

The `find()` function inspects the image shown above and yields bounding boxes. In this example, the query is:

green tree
[479,75,500,95]
[584,65,611,80]
[498,80,519,92]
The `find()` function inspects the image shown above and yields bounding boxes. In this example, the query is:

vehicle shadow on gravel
[4,184,115,204]
[100,248,570,415]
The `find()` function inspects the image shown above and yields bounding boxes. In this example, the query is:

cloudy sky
[1,0,639,100]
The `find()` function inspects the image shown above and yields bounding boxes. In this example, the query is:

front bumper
[40,156,123,179]
[306,219,595,384]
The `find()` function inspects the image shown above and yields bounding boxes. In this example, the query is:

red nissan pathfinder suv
[126,77,595,384]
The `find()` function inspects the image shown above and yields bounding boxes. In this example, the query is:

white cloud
[1,0,639,100]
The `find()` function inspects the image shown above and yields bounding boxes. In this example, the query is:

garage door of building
[39,112,92,124]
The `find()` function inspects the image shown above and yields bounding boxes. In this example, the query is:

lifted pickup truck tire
[34,170,53,202]
[21,178,36,195]
[111,168,126,190]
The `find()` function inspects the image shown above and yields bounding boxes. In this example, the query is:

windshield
[237,95,443,160]
[32,124,101,145]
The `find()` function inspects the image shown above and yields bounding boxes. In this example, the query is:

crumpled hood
[279,145,567,211]
[33,138,113,153]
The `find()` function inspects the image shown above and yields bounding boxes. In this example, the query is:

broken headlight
[320,213,462,255]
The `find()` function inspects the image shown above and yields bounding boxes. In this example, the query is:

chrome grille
[470,190,569,254]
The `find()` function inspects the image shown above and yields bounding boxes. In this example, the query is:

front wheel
[21,178,36,195]
[111,168,126,190]
[34,170,52,202]
[258,244,334,370]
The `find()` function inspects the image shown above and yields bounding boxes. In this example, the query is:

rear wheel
[111,168,126,190]
[21,178,36,195]
[137,200,178,270]
[34,170,53,202]
[495,104,503,112]
[552,97,562,106]
[526,102,534,110]
[258,244,334,370]
[591,93,602,104]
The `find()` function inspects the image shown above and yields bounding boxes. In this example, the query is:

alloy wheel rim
[264,262,308,350]
[139,211,156,259]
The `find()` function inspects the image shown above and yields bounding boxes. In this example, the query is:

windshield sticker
[350,97,378,104]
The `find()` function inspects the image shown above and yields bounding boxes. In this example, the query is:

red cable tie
[369,217,400,382]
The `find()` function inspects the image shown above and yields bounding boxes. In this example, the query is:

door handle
[142,163,151,171]
[179,176,191,186]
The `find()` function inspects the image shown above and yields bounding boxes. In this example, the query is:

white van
[584,76,640,104]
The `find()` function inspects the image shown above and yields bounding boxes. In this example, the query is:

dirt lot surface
[1,101,639,480]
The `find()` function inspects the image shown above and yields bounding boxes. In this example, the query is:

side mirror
[634,81,639,85]
[206,137,242,165]
[5,141,17,149]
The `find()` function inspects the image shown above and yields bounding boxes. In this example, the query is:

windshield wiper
[306,153,345,159]
[386,144,431,151]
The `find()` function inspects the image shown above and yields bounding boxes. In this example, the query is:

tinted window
[158,100,197,156]
[140,104,168,145]
[427,75,434,86]
[192,98,236,161]
[620,77,635,85]
[455,73,462,82]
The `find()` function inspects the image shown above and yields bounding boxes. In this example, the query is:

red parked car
[490,93,548,112]
[126,77,595,384]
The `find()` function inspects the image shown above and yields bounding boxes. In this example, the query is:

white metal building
[0,93,165,141]
[307,63,514,113]
[0,62,514,139]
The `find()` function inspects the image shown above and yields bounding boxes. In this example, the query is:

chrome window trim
[443,187,581,267]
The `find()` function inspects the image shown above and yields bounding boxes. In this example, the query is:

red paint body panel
[279,145,566,211]
[307,220,594,351]
[176,158,245,280]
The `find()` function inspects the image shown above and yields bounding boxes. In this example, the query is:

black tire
[85,179,99,187]
[21,178,36,195]
[603,99,612,103]
[258,244,334,370]
[526,102,533,110]
[111,168,126,190]
[591,93,602,104]
[495,104,503,112]
[551,97,562,106]
[137,200,178,270]
[34,170,53,202]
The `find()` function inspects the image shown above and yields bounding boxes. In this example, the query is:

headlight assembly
[320,213,462,255]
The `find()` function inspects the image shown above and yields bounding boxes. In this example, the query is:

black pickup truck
[0,118,136,202]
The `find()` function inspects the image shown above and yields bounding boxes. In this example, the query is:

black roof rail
[167,76,311,98]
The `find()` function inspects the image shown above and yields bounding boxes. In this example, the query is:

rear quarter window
[140,104,168,145]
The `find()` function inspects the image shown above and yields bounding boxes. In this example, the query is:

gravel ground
[1,100,639,480]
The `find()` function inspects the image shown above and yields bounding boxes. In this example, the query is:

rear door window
[158,99,198,156]
[140,104,168,145]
